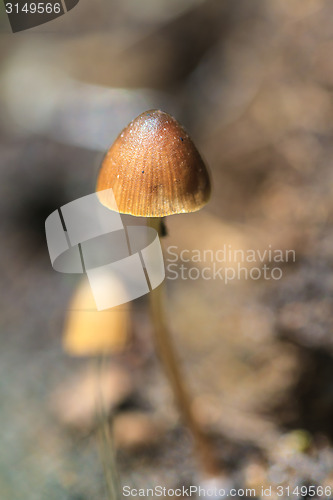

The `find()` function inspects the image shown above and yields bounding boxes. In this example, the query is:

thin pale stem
[148,217,220,476]
[95,355,122,500]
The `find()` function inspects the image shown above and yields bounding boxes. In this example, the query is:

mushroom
[62,275,129,499]
[96,109,210,219]
[96,110,218,476]
[63,275,130,356]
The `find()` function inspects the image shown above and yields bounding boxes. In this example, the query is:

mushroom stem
[147,216,164,236]
[96,356,122,500]
[148,218,219,476]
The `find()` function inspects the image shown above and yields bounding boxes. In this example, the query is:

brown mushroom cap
[96,109,211,217]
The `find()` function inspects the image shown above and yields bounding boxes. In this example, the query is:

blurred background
[1,0,333,498]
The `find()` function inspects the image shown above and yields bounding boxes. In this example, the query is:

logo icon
[45,189,165,310]
[4,0,80,33]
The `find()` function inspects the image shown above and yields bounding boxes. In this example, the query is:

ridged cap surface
[96,110,211,217]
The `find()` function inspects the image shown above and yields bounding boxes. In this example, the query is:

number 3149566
[5,3,61,14]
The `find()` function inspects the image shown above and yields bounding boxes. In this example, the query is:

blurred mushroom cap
[96,109,211,217]
[63,277,130,356]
